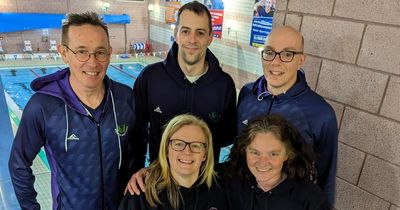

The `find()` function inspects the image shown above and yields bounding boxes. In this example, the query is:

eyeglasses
[63,45,110,62]
[169,139,206,153]
[261,49,303,62]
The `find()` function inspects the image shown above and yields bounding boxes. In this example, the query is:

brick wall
[276,0,400,209]
[0,0,149,54]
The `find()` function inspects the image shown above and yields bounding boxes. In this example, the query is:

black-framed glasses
[261,49,303,62]
[169,139,206,153]
[63,45,110,62]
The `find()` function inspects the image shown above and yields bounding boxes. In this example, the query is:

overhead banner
[0,13,130,33]
[206,0,225,39]
[249,0,275,47]
[165,1,182,24]
[164,0,225,39]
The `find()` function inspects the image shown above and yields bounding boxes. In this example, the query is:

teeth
[257,167,271,172]
[270,71,283,76]
[179,159,194,164]
[85,71,98,76]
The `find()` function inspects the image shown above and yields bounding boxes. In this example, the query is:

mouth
[83,71,100,76]
[256,167,272,172]
[178,159,194,164]
[269,70,284,76]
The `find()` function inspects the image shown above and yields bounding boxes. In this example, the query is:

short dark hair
[176,1,212,35]
[223,114,317,181]
[61,11,109,45]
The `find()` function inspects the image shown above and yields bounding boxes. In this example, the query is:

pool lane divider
[4,89,51,171]
[110,64,137,79]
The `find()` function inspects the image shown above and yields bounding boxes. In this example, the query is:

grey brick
[337,143,365,184]
[335,178,390,210]
[317,60,387,113]
[302,16,364,63]
[334,0,400,25]
[358,25,400,75]
[339,108,400,165]
[302,56,321,91]
[359,156,400,206]
[381,76,400,121]
[288,0,334,15]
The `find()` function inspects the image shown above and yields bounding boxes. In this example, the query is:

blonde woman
[119,114,227,210]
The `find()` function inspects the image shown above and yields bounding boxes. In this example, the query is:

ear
[57,44,68,64]
[207,33,213,46]
[108,46,113,55]
[297,53,306,70]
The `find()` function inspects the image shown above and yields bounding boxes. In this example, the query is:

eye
[197,31,206,37]
[76,50,89,55]
[181,29,190,35]
[281,51,294,58]
[96,50,108,56]
[264,50,275,56]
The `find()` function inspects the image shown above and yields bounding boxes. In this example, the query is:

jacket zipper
[267,95,275,115]
[95,121,105,210]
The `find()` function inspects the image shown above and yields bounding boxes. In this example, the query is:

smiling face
[262,26,305,95]
[174,10,213,67]
[246,132,288,184]
[168,124,207,185]
[59,24,112,93]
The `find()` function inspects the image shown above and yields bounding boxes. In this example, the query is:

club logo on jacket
[242,119,249,125]
[115,124,128,137]
[153,106,162,114]
[209,207,218,210]
[67,134,79,141]
[209,112,221,122]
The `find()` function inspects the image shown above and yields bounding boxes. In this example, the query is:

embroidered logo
[154,106,162,114]
[242,119,249,125]
[209,208,218,210]
[67,134,79,141]
[209,112,221,122]
[115,125,128,137]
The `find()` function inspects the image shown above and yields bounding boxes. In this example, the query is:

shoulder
[138,62,165,78]
[289,179,329,207]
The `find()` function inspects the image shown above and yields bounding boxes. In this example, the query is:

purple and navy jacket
[237,71,338,206]
[9,68,135,210]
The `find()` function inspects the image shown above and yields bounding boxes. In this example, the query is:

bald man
[237,26,338,206]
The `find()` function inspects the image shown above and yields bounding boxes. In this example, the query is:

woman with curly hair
[222,114,330,210]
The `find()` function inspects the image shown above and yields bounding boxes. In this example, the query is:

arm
[220,77,237,147]
[8,98,45,210]
[315,112,338,207]
[130,74,149,173]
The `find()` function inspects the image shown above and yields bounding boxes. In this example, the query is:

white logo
[242,119,248,125]
[154,107,162,114]
[67,134,79,141]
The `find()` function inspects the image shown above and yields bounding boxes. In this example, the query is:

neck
[257,173,287,192]
[70,81,105,109]
[172,172,199,188]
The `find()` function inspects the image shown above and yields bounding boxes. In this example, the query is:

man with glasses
[237,25,338,207]
[9,12,135,210]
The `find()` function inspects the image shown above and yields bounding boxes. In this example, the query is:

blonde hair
[144,114,215,209]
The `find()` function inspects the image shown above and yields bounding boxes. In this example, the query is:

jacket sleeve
[8,98,45,210]
[130,73,149,173]
[219,77,237,147]
[314,111,338,208]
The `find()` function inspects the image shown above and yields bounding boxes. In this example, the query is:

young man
[131,1,236,170]
[237,26,338,206]
[9,12,135,210]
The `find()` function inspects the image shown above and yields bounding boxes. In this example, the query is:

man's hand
[124,167,149,195]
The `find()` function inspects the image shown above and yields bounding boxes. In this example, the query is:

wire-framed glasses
[63,45,110,62]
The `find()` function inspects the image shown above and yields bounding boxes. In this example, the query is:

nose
[86,53,97,66]
[188,32,196,43]
[270,54,282,65]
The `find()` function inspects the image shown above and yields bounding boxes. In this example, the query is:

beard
[181,50,204,66]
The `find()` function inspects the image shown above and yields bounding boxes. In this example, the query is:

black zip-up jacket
[225,177,330,210]
[132,42,237,167]
[118,179,228,210]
